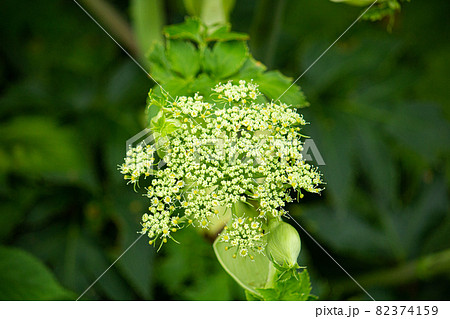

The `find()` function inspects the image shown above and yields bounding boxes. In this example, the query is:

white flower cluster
[119,144,155,185]
[220,216,266,259]
[172,93,211,118]
[120,81,322,247]
[212,80,259,102]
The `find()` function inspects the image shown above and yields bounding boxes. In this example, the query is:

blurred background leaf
[0,246,75,300]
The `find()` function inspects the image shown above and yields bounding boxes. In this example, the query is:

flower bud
[266,220,301,268]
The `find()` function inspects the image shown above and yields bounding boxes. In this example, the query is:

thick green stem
[200,0,228,27]
[183,0,236,27]
[130,0,164,58]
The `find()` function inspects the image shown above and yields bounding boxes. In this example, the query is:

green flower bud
[266,220,301,268]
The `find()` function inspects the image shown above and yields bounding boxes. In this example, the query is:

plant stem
[200,0,227,27]
[130,0,164,58]
[264,262,278,289]
[79,0,139,56]
[183,0,236,27]
[333,249,450,297]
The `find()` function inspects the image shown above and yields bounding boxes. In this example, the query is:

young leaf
[147,42,175,83]
[245,290,262,301]
[166,40,200,79]
[256,71,308,108]
[188,73,217,98]
[235,57,266,79]
[205,41,248,79]
[163,17,203,43]
[206,25,249,42]
[257,269,313,301]
[159,77,192,98]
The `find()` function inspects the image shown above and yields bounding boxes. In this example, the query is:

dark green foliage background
[0,0,448,300]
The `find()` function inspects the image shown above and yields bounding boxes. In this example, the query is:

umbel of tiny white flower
[120,144,156,185]
[119,80,322,251]
[219,216,266,260]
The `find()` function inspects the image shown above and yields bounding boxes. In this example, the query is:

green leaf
[245,290,262,301]
[235,57,266,79]
[204,41,248,79]
[257,287,278,300]
[202,47,216,75]
[206,25,249,42]
[257,269,312,301]
[166,40,201,79]
[146,88,164,125]
[147,42,176,83]
[213,235,270,296]
[256,71,308,107]
[296,270,313,300]
[156,77,192,98]
[0,246,75,300]
[163,17,203,44]
[188,73,217,98]
[149,74,216,105]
